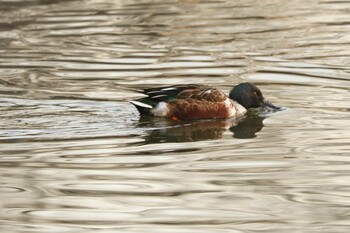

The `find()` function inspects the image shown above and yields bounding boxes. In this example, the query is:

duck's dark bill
[261,100,285,111]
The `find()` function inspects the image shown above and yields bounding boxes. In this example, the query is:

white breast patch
[225,98,247,117]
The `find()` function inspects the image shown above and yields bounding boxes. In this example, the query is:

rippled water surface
[1,0,350,232]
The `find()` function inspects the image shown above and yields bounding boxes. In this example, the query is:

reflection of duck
[138,113,265,143]
[230,111,265,139]
[131,82,283,120]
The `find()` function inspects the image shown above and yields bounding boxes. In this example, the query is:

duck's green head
[229,82,282,110]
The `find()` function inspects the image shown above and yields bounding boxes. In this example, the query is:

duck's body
[131,83,282,120]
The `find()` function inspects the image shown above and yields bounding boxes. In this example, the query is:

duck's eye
[254,91,262,97]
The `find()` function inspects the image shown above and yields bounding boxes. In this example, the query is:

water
[1,0,350,232]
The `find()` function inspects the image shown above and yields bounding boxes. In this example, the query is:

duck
[130,82,283,120]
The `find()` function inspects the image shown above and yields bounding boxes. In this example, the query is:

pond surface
[1,0,350,232]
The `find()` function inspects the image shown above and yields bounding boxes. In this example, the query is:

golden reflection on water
[1,0,350,232]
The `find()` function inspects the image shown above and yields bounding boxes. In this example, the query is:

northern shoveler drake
[130,82,283,120]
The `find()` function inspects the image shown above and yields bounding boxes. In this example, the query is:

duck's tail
[130,100,154,115]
